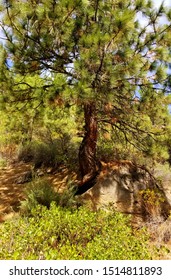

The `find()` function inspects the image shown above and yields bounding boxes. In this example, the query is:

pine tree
[0,0,171,187]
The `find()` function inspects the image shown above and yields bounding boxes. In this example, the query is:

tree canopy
[0,0,171,185]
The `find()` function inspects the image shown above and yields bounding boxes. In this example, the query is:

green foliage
[0,1,171,261]
[97,123,170,165]
[17,135,79,170]
[20,178,78,215]
[0,0,171,161]
[0,158,7,168]
[20,179,60,213]
[0,204,158,260]
[18,141,61,167]
[139,188,166,218]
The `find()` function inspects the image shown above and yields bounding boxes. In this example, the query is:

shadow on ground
[0,162,77,221]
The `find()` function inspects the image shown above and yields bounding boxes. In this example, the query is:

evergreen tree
[0,0,171,187]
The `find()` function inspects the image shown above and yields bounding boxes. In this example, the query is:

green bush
[139,188,167,219]
[17,138,79,170]
[18,142,60,168]
[0,204,159,260]
[20,179,60,214]
[20,178,80,215]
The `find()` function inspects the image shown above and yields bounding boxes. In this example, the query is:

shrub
[145,216,171,246]
[0,204,159,260]
[0,144,17,161]
[20,178,80,215]
[18,142,60,168]
[0,158,7,168]
[20,179,60,214]
[17,144,34,163]
[17,138,79,170]
[139,188,166,219]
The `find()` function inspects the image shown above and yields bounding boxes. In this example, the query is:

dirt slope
[0,162,76,222]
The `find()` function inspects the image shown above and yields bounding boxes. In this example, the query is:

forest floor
[0,162,31,218]
[0,162,77,221]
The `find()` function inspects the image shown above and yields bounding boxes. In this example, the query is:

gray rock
[15,170,33,184]
[80,161,170,216]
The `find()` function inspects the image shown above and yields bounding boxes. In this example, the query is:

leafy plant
[0,204,160,260]
[20,179,60,214]
[17,135,79,170]
[20,178,79,215]
[139,188,166,218]
[0,158,7,168]
[1,0,171,184]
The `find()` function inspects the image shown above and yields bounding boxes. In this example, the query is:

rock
[15,170,33,184]
[79,161,170,216]
[36,169,44,176]
[46,168,53,174]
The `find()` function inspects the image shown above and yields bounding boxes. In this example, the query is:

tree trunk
[78,101,98,184]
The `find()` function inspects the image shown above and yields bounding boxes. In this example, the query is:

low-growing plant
[18,142,60,168]
[0,158,7,168]
[0,203,160,260]
[139,188,166,219]
[20,179,60,214]
[145,216,171,246]
[17,137,79,171]
[20,178,80,215]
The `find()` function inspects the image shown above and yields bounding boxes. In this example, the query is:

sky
[154,0,171,8]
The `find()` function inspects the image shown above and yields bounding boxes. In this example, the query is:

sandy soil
[0,162,77,222]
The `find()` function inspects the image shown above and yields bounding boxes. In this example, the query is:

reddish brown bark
[78,101,98,184]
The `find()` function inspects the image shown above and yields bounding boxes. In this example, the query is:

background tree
[0,0,171,188]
